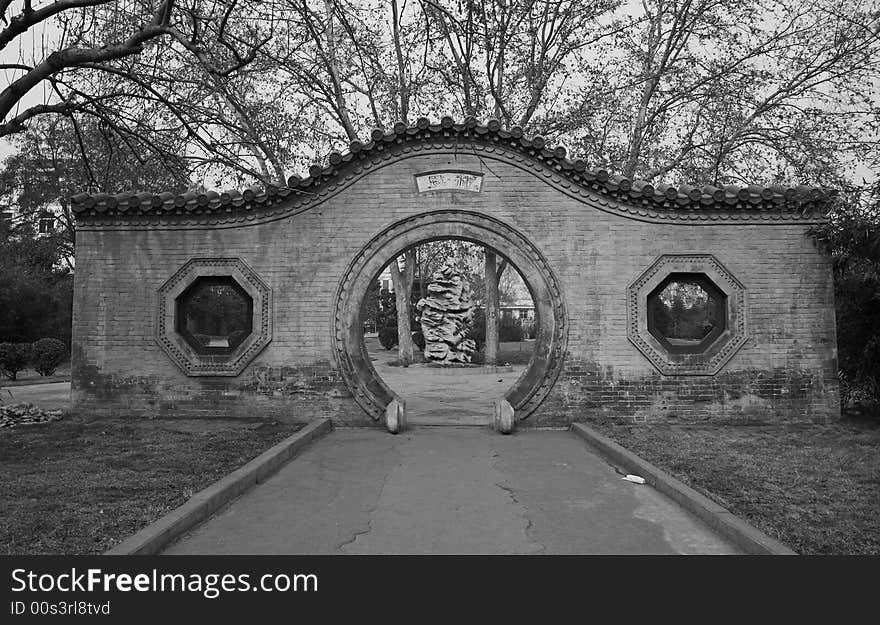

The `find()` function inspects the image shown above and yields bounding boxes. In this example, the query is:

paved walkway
[365,336,530,425]
[164,427,741,555]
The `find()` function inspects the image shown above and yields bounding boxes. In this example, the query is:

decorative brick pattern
[155,258,272,376]
[627,255,748,375]
[331,209,567,421]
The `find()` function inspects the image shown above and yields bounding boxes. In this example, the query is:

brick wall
[71,151,839,425]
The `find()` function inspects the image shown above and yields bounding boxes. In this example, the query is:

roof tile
[71,119,837,220]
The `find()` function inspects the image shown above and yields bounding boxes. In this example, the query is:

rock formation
[416,264,477,363]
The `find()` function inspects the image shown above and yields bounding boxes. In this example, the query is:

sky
[0,7,60,161]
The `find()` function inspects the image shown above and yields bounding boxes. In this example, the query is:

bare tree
[1,113,188,266]
[388,248,416,366]
[570,0,880,184]
[483,251,508,365]
[0,1,284,183]
[3,0,878,217]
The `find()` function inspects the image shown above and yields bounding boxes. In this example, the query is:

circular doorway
[332,210,567,422]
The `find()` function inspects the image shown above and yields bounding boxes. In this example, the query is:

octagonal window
[647,273,726,354]
[175,277,254,355]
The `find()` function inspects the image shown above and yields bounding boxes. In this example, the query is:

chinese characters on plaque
[415,171,483,193]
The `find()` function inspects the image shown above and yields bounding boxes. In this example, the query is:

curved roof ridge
[71,116,837,219]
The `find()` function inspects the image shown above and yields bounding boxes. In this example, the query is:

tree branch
[0,0,109,51]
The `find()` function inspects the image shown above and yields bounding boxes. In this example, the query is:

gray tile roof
[71,117,836,219]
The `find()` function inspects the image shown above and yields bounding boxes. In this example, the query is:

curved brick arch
[332,210,568,422]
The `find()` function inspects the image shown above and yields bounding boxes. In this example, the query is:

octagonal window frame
[156,258,272,377]
[627,254,748,376]
[646,272,728,355]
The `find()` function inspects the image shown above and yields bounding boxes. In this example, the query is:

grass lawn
[495,340,534,365]
[2,361,71,386]
[0,413,304,555]
[591,416,880,555]
[382,340,535,367]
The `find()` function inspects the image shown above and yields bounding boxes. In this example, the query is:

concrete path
[378,365,526,425]
[164,427,741,555]
[3,381,70,410]
[365,336,529,425]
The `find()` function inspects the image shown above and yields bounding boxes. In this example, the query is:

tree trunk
[485,252,500,366]
[389,249,415,366]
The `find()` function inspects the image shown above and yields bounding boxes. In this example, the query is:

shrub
[0,342,31,380]
[467,310,529,345]
[30,338,67,376]
[378,326,398,350]
[467,308,486,351]
[499,317,524,342]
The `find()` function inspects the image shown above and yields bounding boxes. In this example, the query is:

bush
[467,308,486,351]
[499,317,524,342]
[0,342,31,380]
[467,310,531,346]
[378,326,398,350]
[810,187,880,408]
[30,338,67,376]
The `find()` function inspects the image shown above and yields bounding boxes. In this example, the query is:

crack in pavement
[336,436,403,553]
[489,438,545,555]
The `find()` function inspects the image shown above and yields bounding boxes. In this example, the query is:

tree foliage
[0,222,72,345]
[0,114,189,266]
[1,0,876,190]
[811,181,880,408]
[30,337,67,376]
[0,342,31,379]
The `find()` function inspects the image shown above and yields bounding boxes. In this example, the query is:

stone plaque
[415,171,483,193]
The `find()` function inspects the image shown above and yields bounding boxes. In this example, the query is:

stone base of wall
[73,357,840,427]
[71,361,376,426]
[539,360,840,426]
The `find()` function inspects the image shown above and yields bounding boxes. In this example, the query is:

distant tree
[362,279,380,332]
[0,224,72,345]
[1,115,189,268]
[388,248,417,365]
[412,240,483,301]
[484,252,501,365]
[183,283,250,338]
[30,338,67,376]
[0,1,278,181]
[0,343,31,380]
[811,181,880,408]
[498,264,529,306]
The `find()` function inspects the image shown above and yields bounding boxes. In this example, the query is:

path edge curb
[570,423,796,555]
[104,418,333,556]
